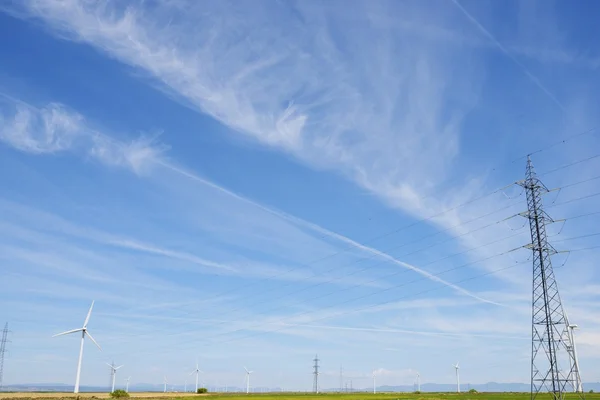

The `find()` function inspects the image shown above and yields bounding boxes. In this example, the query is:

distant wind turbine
[416,372,421,392]
[107,362,124,392]
[163,376,168,393]
[454,363,460,393]
[244,367,253,394]
[52,301,101,393]
[372,370,376,394]
[125,377,131,393]
[189,361,203,392]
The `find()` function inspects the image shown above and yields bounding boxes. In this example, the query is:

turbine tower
[189,361,202,392]
[107,362,124,393]
[163,376,168,393]
[417,372,421,392]
[125,377,131,393]
[519,157,583,400]
[53,301,101,393]
[244,367,253,394]
[454,363,460,393]
[0,323,9,391]
[313,355,320,394]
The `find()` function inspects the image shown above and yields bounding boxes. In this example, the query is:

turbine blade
[244,367,249,373]
[107,362,113,368]
[52,328,83,337]
[116,365,124,370]
[83,300,95,328]
[85,331,102,350]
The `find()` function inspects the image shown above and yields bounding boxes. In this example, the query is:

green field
[1,392,597,400]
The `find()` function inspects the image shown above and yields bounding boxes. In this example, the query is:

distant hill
[3,382,600,393]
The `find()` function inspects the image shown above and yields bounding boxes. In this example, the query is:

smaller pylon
[0,323,10,390]
[313,354,320,393]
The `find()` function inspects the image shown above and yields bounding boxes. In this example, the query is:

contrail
[451,0,566,112]
[157,160,500,306]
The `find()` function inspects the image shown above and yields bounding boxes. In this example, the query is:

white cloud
[9,0,477,196]
[0,99,166,174]
[90,133,168,174]
[0,102,82,153]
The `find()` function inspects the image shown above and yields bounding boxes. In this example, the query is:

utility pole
[313,354,320,394]
[519,157,584,400]
[0,323,10,390]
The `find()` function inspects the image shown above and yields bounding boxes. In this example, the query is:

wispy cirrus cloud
[0,102,82,153]
[7,0,596,291]
[0,99,166,174]
[4,0,475,198]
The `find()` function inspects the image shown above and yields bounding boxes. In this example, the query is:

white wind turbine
[372,370,377,394]
[454,362,460,393]
[244,367,253,394]
[163,376,168,393]
[568,323,583,393]
[125,377,131,393]
[52,301,101,393]
[416,372,421,392]
[107,362,124,393]
[189,362,203,392]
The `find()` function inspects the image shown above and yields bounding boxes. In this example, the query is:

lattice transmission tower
[519,157,583,400]
[313,355,320,393]
[0,323,9,390]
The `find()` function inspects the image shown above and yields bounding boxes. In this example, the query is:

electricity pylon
[0,323,9,390]
[313,355,320,393]
[519,157,583,400]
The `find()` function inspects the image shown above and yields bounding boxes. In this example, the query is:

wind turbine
[107,362,124,392]
[52,301,101,393]
[125,377,131,393]
[244,367,253,394]
[163,376,168,393]
[185,379,187,393]
[416,372,421,392]
[372,370,376,394]
[568,323,583,393]
[189,362,202,392]
[454,363,460,393]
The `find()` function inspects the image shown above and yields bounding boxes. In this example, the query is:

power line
[173,189,600,348]
[110,173,600,349]
[109,198,526,344]
[110,193,600,356]
[100,152,600,343]
[113,208,528,351]
[208,255,528,347]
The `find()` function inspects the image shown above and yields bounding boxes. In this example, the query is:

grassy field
[0,392,597,400]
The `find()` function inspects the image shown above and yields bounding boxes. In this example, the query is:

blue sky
[1,0,600,390]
